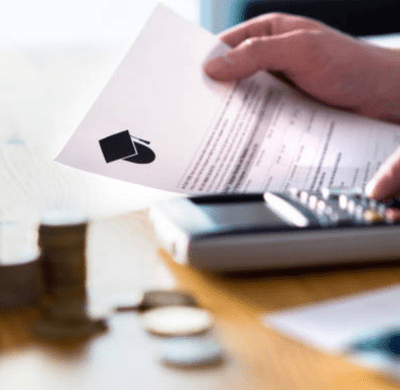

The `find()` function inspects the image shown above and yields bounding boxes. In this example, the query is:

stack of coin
[33,298,108,339]
[0,219,43,309]
[39,210,88,299]
[0,248,43,310]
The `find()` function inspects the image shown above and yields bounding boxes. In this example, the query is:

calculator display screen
[200,202,289,228]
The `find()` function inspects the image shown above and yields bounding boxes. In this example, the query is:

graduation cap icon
[99,130,156,164]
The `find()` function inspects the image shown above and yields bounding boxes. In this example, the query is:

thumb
[365,146,400,200]
[204,35,293,80]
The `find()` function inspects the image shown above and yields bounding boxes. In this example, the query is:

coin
[141,306,212,336]
[0,249,43,309]
[159,337,224,367]
[140,290,197,311]
[39,209,88,298]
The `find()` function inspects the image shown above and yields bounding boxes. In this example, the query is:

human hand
[366,146,400,220]
[204,13,400,123]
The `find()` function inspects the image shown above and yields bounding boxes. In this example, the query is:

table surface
[2,41,400,390]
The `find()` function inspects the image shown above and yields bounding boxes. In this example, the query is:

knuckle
[239,37,267,71]
[243,37,264,54]
[258,12,288,30]
[296,29,319,47]
[260,12,287,22]
[295,29,324,58]
[289,29,330,70]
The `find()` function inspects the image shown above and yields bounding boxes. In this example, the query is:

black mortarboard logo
[99,130,156,164]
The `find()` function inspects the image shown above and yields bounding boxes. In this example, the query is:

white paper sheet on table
[56,4,400,194]
[264,285,400,378]
[264,285,400,354]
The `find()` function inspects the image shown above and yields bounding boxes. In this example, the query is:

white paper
[264,285,400,354]
[56,4,400,194]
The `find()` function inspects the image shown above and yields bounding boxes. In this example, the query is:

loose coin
[160,336,224,367]
[142,306,212,336]
[39,209,88,298]
[140,290,197,311]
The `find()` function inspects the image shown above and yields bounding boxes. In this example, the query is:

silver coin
[160,336,224,367]
[142,306,212,336]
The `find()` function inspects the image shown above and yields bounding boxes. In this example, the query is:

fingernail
[204,53,231,77]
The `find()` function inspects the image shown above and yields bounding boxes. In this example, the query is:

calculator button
[339,195,348,209]
[377,204,387,215]
[289,188,300,198]
[329,212,339,223]
[324,205,334,215]
[363,210,385,224]
[354,205,365,221]
[321,188,362,200]
[347,199,357,214]
[316,200,326,213]
[299,191,309,204]
[320,188,332,200]
[308,195,318,209]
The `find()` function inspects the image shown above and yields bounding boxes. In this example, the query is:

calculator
[149,189,400,272]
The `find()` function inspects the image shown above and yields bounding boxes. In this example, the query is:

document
[264,285,400,376]
[265,285,400,354]
[56,4,400,194]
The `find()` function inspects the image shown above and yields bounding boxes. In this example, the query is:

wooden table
[2,46,400,390]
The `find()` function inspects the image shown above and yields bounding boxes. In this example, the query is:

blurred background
[202,0,400,36]
[0,0,198,49]
[2,0,400,50]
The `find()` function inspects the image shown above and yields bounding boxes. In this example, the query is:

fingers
[385,208,400,222]
[365,146,400,200]
[218,13,325,48]
[204,30,317,81]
